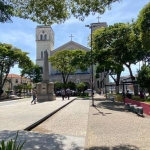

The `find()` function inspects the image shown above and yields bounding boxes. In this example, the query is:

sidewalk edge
[24,99,75,131]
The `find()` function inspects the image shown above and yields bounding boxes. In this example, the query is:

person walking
[66,88,71,100]
[61,88,65,100]
[31,89,37,104]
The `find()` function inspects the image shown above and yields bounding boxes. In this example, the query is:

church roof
[51,41,90,55]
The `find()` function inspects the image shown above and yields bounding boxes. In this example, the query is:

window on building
[40,34,43,40]
[41,51,43,58]
[44,34,47,40]
[16,79,18,83]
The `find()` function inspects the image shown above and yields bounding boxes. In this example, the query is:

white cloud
[0,29,35,50]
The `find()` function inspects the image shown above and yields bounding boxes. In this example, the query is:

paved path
[33,100,89,136]
[0,97,75,130]
[86,95,150,150]
[1,94,150,150]
[0,97,88,150]
[32,100,90,149]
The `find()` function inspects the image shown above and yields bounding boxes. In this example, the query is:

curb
[24,99,75,131]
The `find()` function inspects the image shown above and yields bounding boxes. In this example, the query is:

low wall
[125,98,150,116]
[107,94,123,102]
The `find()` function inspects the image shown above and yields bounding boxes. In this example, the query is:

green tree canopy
[49,49,87,86]
[0,43,32,91]
[0,0,14,22]
[66,81,76,90]
[137,65,150,94]
[76,82,86,92]
[54,81,64,91]
[93,23,144,82]
[136,2,150,51]
[0,0,120,24]
[21,63,42,83]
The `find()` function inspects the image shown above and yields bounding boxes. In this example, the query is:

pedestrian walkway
[0,97,76,130]
[1,94,150,150]
[86,94,150,150]
[32,100,90,150]
[0,96,87,150]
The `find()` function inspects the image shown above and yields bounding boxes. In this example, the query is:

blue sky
[0,0,149,76]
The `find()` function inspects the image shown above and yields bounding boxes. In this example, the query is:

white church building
[35,23,109,93]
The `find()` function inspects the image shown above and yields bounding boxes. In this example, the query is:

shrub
[0,131,25,150]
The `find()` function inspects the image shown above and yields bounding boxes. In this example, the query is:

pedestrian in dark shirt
[66,88,71,100]
[31,89,37,104]
[61,89,65,100]
[139,90,144,99]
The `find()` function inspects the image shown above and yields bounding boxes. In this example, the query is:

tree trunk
[126,64,138,96]
[110,71,121,94]
[115,72,121,94]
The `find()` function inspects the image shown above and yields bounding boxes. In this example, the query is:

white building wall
[36,26,54,75]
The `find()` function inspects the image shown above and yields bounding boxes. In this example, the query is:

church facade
[35,23,109,93]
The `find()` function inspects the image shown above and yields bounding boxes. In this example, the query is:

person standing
[66,88,71,100]
[31,89,37,104]
[139,90,144,99]
[61,88,65,100]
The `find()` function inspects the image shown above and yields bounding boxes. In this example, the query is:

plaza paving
[86,95,150,150]
[0,95,150,150]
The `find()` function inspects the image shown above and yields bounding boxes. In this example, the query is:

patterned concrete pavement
[86,94,150,150]
[1,94,150,150]
[32,100,90,149]
[0,96,89,150]
[0,97,75,131]
[32,100,90,136]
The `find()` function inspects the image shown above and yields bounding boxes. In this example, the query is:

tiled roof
[7,74,27,79]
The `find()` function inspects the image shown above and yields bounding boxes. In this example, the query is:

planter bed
[125,98,150,116]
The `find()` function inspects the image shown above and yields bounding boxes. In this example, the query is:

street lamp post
[85,23,96,106]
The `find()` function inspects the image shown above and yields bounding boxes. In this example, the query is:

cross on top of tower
[97,16,101,23]
[69,34,74,41]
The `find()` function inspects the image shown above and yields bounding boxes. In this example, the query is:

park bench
[125,103,143,116]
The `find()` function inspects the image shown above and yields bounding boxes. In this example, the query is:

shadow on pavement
[0,130,83,150]
[75,97,90,100]
[95,100,127,112]
[93,107,107,116]
[93,98,107,101]
[87,144,139,150]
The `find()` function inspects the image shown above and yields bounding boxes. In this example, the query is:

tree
[92,25,124,93]
[14,83,32,96]
[54,82,64,92]
[1,0,120,24]
[92,23,147,94]
[21,63,42,83]
[0,0,14,23]
[66,81,76,90]
[76,82,86,93]
[49,49,87,87]
[137,65,150,95]
[136,2,150,51]
[0,43,32,94]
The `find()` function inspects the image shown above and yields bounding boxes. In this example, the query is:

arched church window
[41,51,43,58]
[40,34,43,40]
[44,34,47,40]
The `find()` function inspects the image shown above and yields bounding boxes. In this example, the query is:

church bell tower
[36,26,54,73]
